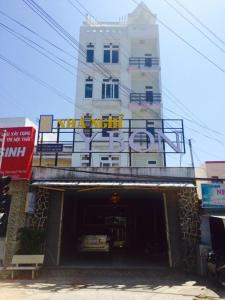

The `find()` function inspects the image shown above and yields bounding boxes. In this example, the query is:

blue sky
[0,0,225,168]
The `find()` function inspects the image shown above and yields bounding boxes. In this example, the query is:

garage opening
[60,188,168,267]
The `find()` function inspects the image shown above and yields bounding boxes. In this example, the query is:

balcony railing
[130,92,161,103]
[129,57,160,68]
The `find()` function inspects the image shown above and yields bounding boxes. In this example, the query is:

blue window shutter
[102,84,105,99]
[106,84,111,98]
[114,84,119,98]
[146,90,153,102]
[104,50,110,63]
[85,84,93,98]
[86,49,94,63]
[112,50,119,63]
[145,57,152,67]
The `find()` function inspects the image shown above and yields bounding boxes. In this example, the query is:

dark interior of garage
[60,188,168,267]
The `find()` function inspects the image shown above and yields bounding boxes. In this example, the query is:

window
[102,115,120,137]
[146,121,155,136]
[102,79,119,99]
[103,44,119,63]
[148,161,157,165]
[145,86,153,102]
[112,49,119,63]
[81,154,90,166]
[100,155,120,167]
[86,43,94,63]
[145,54,152,67]
[85,78,93,98]
[133,121,155,144]
[104,47,110,63]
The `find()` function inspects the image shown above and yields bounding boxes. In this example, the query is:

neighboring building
[0,117,37,130]
[196,162,225,275]
[73,2,163,167]
[196,161,225,199]
[0,118,37,265]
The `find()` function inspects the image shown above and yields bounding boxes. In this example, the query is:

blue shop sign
[202,184,225,208]
[37,143,63,153]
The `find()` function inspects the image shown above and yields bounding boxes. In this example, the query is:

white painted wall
[73,3,163,167]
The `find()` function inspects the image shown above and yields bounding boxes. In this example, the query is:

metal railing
[129,57,160,68]
[130,92,161,103]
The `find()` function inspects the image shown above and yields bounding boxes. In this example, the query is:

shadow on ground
[0,269,224,299]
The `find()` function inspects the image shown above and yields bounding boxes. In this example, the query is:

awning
[31,181,195,188]
[202,214,225,220]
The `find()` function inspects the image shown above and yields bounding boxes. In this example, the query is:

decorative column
[31,188,50,231]
[178,187,200,272]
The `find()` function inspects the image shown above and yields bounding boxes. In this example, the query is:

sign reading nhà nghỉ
[39,115,124,132]
[202,184,225,208]
[0,127,36,180]
[57,116,123,129]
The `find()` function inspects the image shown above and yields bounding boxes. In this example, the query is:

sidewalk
[0,269,224,300]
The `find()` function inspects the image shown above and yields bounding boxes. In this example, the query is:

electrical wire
[131,0,225,75]
[0,9,77,60]
[2,1,225,163]
[22,0,132,96]
[172,0,225,46]
[0,53,75,105]
[161,0,225,54]
[67,0,225,142]
[0,23,75,75]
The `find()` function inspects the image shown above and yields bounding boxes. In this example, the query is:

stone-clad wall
[30,188,50,231]
[4,181,29,265]
[178,188,200,272]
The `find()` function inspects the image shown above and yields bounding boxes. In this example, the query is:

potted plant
[16,227,46,254]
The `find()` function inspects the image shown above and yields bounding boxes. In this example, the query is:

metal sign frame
[37,117,185,167]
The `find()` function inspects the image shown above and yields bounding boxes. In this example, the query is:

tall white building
[73,2,164,167]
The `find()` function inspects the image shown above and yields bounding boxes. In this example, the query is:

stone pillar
[30,188,50,231]
[178,187,200,273]
[4,181,29,265]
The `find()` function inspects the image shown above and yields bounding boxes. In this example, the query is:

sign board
[37,143,63,153]
[0,127,36,180]
[25,192,36,214]
[202,184,225,208]
[38,115,185,155]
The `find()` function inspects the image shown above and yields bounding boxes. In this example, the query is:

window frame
[86,43,94,63]
[102,115,120,137]
[100,155,120,167]
[85,78,93,99]
[103,44,119,64]
[102,78,119,99]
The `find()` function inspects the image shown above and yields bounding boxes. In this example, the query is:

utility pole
[0,130,6,173]
[188,139,195,168]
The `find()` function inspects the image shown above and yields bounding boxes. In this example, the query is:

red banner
[0,127,36,180]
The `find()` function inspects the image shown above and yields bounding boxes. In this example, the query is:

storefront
[1,117,200,272]
[29,166,199,271]
[199,183,225,274]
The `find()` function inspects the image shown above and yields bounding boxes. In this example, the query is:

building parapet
[32,166,195,182]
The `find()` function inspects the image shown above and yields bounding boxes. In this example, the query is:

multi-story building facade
[73,2,163,167]
[0,4,199,274]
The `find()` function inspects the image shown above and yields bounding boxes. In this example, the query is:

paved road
[0,269,224,300]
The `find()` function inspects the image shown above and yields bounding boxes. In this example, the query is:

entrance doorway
[60,188,168,267]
